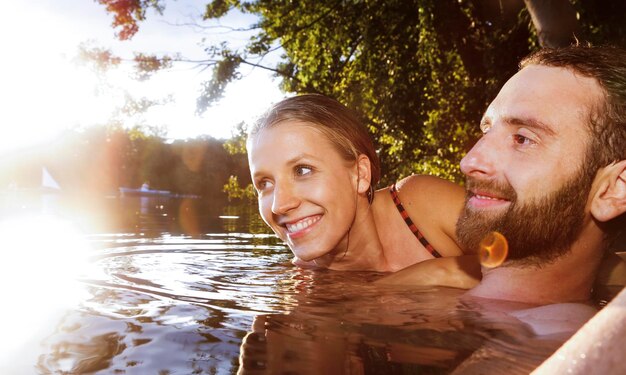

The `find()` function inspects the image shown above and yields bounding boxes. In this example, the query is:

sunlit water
[0,194,577,374]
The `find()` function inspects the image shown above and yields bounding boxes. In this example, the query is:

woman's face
[247,121,360,261]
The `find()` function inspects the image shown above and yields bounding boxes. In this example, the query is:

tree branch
[524,0,579,47]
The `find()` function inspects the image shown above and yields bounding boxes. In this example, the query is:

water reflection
[0,195,573,373]
[0,214,94,373]
[236,279,563,375]
[111,196,270,237]
[0,191,268,237]
[34,231,292,374]
[114,196,223,236]
[31,236,564,375]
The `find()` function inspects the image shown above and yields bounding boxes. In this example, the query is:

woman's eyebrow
[285,153,319,165]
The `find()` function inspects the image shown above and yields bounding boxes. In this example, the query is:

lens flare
[0,214,94,369]
[179,198,200,236]
[479,231,509,268]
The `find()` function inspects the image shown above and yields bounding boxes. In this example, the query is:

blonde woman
[247,94,479,283]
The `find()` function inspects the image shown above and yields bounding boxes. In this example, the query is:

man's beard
[455,164,594,267]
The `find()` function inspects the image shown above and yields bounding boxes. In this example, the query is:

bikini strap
[389,183,442,258]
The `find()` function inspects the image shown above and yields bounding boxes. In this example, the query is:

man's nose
[271,183,300,215]
[460,134,499,178]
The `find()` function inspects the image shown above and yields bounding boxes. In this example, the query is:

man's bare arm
[376,255,481,289]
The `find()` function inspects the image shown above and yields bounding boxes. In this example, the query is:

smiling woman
[250,122,367,263]
[246,94,480,281]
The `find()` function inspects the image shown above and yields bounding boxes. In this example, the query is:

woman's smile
[284,214,322,239]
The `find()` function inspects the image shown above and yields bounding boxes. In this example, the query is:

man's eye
[295,165,313,176]
[480,122,491,134]
[513,134,535,145]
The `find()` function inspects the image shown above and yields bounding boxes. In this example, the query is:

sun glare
[0,1,287,154]
[0,214,95,367]
[0,3,118,155]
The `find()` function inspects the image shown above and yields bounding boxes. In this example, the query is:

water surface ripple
[25,233,565,374]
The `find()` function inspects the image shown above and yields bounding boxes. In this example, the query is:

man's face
[456,65,605,264]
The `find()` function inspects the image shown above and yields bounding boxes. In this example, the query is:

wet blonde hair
[249,94,381,191]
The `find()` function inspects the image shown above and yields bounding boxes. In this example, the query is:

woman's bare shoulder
[390,175,467,255]
[395,175,464,203]
[393,175,465,223]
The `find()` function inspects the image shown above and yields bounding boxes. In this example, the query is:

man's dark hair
[521,45,626,240]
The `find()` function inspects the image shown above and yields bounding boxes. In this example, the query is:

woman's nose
[271,184,300,215]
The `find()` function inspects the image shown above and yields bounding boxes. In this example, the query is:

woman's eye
[295,165,313,176]
[256,179,273,192]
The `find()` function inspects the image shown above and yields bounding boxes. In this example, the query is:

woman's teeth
[286,216,320,233]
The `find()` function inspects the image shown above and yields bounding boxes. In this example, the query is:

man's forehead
[504,65,603,105]
[485,65,604,131]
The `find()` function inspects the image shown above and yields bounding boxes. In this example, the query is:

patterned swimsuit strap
[389,183,442,258]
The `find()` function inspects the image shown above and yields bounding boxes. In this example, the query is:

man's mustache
[464,177,517,202]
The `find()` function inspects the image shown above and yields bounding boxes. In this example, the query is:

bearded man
[381,45,626,307]
[456,45,626,305]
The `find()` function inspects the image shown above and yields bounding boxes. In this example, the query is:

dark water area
[0,193,568,374]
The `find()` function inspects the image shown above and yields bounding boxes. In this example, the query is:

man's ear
[591,160,626,222]
[356,154,372,195]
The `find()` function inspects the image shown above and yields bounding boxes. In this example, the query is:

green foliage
[77,43,122,73]
[574,1,626,48]
[133,53,173,80]
[223,122,248,155]
[197,46,242,114]
[78,43,177,84]
[97,0,626,184]
[222,122,256,198]
[204,0,238,19]
[205,0,535,183]
[223,175,256,202]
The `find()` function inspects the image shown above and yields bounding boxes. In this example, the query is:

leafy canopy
[95,0,626,184]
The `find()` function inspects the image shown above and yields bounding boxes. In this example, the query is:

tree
[523,0,578,47]
[94,0,626,183]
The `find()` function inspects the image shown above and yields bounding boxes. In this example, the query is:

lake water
[0,194,574,374]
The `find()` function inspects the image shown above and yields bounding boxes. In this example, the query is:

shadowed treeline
[1,125,251,201]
